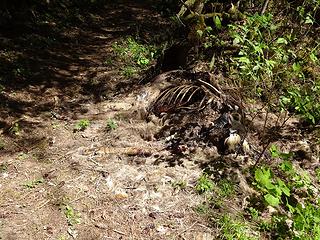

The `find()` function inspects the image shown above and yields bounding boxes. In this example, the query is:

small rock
[150,205,162,212]
[67,227,78,239]
[2,172,9,178]
[149,191,163,199]
[104,176,114,189]
[155,225,167,234]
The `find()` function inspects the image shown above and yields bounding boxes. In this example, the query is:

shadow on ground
[0,0,174,133]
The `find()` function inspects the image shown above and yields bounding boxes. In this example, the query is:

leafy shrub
[218,214,259,240]
[254,167,290,207]
[106,118,117,131]
[64,204,81,226]
[218,179,235,197]
[292,203,320,239]
[227,12,319,123]
[252,144,320,239]
[195,173,214,194]
[280,82,320,124]
[228,13,293,97]
[74,119,90,131]
[112,37,157,68]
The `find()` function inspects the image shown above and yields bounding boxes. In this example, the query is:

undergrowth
[217,214,260,240]
[194,172,257,239]
[175,7,320,234]
[175,0,320,124]
[112,37,158,77]
[250,146,320,239]
[194,145,320,239]
[74,119,90,132]
[179,2,320,237]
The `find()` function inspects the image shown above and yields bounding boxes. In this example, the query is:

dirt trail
[0,2,217,239]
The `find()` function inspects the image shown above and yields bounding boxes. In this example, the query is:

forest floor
[0,1,319,240]
[0,2,218,239]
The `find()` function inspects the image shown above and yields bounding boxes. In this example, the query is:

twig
[254,108,270,167]
[179,221,198,235]
[196,223,213,231]
[262,109,269,137]
[69,195,85,204]
[12,163,19,173]
[64,174,85,183]
[280,111,291,128]
[260,0,270,15]
[35,199,50,210]
[113,229,126,235]
[179,0,196,16]
[254,110,290,168]
[253,141,271,168]
[87,156,102,166]
[175,14,186,27]
[209,53,215,72]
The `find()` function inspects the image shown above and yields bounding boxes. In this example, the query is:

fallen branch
[260,0,270,15]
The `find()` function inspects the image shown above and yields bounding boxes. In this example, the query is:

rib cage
[150,79,221,116]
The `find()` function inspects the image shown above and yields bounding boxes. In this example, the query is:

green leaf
[265,182,276,190]
[279,161,294,173]
[276,38,288,44]
[253,45,264,55]
[305,16,313,24]
[280,96,291,105]
[24,178,44,189]
[310,52,318,63]
[276,179,290,196]
[238,50,244,56]
[252,65,259,71]
[137,56,149,66]
[286,202,295,214]
[270,144,280,158]
[195,174,214,194]
[106,119,117,131]
[214,16,222,30]
[238,56,250,64]
[274,185,282,196]
[255,168,271,186]
[265,59,276,67]
[233,37,240,45]
[292,62,302,72]
[264,194,280,206]
[197,30,203,38]
[205,26,213,32]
